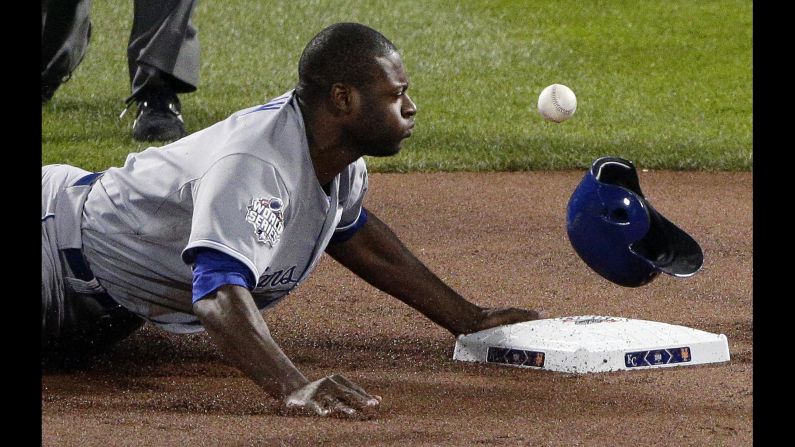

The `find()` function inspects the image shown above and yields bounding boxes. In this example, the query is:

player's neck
[309,142,360,186]
[301,102,362,186]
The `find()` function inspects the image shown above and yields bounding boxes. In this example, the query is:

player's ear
[330,83,357,114]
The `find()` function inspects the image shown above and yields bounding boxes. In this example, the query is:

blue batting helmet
[566,157,703,287]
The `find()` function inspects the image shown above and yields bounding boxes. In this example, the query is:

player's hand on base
[282,374,381,419]
[468,307,548,334]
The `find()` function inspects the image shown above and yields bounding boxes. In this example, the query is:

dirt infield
[41,171,753,446]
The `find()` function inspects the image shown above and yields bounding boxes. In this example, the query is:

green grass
[42,0,752,172]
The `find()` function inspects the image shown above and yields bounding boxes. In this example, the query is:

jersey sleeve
[335,157,369,232]
[181,154,289,281]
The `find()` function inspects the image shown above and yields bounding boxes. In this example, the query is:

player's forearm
[193,285,309,399]
[326,210,483,335]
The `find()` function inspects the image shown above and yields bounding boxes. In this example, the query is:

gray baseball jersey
[80,90,368,333]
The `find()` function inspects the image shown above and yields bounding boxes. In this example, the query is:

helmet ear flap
[631,205,704,277]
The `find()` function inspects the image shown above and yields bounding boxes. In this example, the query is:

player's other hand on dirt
[468,306,548,334]
[283,374,381,419]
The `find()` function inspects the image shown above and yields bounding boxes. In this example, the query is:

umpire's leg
[127,0,200,97]
[41,0,92,98]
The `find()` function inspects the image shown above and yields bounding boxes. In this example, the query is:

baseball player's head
[296,23,417,156]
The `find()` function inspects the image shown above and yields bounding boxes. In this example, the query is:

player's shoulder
[339,157,368,187]
[211,90,302,157]
[351,157,368,174]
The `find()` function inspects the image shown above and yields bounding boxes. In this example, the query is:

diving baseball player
[42,22,542,418]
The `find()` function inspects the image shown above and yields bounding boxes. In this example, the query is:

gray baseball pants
[42,165,144,359]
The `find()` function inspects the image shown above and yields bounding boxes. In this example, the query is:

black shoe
[42,82,61,105]
[131,89,187,142]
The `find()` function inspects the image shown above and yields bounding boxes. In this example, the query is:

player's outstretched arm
[325,209,543,336]
[193,285,380,418]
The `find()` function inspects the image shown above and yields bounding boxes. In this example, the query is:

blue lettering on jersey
[245,93,292,114]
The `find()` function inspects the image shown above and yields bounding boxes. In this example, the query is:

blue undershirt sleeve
[191,248,257,303]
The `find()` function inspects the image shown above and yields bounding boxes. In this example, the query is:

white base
[453,316,730,373]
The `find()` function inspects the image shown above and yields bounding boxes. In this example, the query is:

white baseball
[537,84,577,123]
